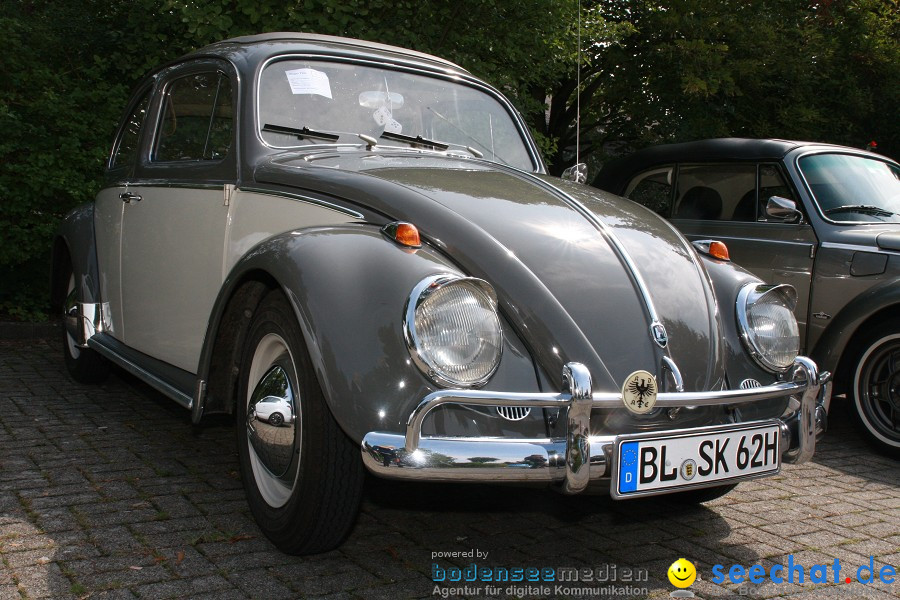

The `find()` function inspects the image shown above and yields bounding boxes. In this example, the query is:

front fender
[198,224,541,442]
[698,255,782,383]
[811,277,900,377]
[51,203,101,309]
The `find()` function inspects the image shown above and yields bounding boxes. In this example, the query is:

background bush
[2,0,896,320]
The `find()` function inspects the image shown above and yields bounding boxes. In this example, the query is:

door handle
[120,192,142,203]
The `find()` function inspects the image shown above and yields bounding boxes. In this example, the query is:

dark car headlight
[405,275,503,387]
[736,283,800,372]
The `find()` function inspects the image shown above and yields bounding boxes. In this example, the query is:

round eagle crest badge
[622,370,658,414]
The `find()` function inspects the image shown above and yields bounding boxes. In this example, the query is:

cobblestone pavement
[1,339,898,600]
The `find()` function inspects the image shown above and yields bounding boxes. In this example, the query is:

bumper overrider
[361,357,832,496]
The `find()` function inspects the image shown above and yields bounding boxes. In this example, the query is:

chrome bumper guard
[361,357,832,494]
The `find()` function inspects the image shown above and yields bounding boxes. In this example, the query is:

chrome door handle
[120,192,142,203]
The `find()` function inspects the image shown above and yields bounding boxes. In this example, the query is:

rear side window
[674,164,756,221]
[625,167,674,217]
[111,89,151,169]
[154,72,233,162]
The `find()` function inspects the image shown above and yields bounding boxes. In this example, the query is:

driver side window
[154,72,233,162]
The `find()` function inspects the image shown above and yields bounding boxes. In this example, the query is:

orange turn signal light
[382,221,422,248]
[708,240,730,261]
[692,239,730,261]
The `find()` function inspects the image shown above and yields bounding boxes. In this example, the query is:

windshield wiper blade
[825,204,895,217]
[379,131,449,151]
[262,124,340,142]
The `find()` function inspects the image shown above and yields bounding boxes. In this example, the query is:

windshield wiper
[379,131,449,151]
[824,204,895,217]
[262,124,340,143]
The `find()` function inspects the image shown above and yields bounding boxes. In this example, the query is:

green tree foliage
[585,0,899,161]
[1,0,896,319]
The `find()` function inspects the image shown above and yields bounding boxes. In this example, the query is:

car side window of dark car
[757,163,799,222]
[624,166,675,218]
[153,71,233,162]
[674,164,756,221]
[110,88,152,171]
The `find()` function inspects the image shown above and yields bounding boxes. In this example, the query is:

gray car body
[595,138,900,389]
[54,35,792,449]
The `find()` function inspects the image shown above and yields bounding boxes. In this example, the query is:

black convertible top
[595,138,818,194]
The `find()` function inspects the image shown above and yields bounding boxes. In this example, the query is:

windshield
[799,153,900,223]
[258,59,535,171]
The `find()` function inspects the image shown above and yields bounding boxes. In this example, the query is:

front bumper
[361,357,832,494]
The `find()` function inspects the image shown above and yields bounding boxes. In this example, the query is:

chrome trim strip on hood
[513,173,670,349]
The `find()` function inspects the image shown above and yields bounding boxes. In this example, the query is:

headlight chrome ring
[736,283,800,373]
[405,274,503,388]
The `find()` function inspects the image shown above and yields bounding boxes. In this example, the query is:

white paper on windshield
[285,68,333,99]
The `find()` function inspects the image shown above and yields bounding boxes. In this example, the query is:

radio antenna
[576,0,582,168]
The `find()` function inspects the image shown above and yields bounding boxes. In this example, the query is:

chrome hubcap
[246,333,300,508]
[64,273,81,359]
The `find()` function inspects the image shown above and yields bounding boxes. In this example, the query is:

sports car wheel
[61,265,109,384]
[852,321,900,456]
[237,290,364,554]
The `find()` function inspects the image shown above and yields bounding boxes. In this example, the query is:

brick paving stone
[1,339,899,599]
[133,574,232,599]
[0,586,19,600]
[226,567,297,599]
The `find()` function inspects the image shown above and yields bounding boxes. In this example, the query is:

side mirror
[562,163,588,184]
[766,196,802,224]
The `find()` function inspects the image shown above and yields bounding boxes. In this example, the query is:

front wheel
[236,290,364,554]
[851,322,900,457]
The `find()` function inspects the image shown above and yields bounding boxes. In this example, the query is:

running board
[87,333,195,409]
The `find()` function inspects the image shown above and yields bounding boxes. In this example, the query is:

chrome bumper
[361,357,832,494]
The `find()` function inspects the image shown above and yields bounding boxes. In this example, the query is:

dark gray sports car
[52,36,830,554]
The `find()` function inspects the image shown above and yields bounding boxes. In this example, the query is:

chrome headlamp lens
[405,275,503,387]
[736,283,800,372]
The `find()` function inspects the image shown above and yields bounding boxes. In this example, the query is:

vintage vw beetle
[52,34,831,555]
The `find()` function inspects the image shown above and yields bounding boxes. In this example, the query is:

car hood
[255,151,725,393]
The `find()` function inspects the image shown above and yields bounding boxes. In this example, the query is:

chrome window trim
[403,274,503,389]
[736,282,799,373]
[793,149,900,225]
[254,54,543,172]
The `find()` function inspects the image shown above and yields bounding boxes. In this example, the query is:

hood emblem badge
[650,321,669,348]
[622,370,658,414]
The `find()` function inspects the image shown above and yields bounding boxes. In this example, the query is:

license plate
[611,421,781,498]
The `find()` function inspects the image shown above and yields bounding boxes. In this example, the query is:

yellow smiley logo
[667,558,697,588]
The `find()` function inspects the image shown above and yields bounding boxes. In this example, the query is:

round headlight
[736,283,800,372]
[405,275,503,387]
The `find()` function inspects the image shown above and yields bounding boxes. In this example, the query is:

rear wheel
[236,290,364,554]
[851,320,900,457]
[61,265,109,384]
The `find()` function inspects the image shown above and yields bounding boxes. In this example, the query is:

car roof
[192,32,469,75]
[594,138,839,194]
